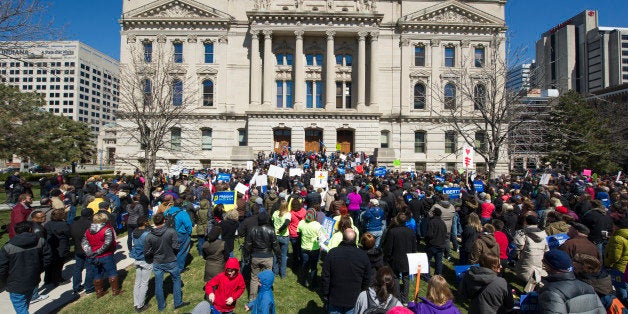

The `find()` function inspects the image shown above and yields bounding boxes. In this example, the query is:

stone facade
[116,0,509,174]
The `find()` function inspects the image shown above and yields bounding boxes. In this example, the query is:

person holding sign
[407,275,461,314]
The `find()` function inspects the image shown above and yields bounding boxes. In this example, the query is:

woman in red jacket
[81,212,121,298]
[205,257,246,313]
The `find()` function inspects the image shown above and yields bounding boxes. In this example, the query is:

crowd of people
[0,150,627,314]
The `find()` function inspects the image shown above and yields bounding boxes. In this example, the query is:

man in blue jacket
[360,199,385,248]
[165,198,193,272]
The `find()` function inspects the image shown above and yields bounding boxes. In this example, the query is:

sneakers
[135,304,151,313]
[30,294,49,304]
[174,301,190,310]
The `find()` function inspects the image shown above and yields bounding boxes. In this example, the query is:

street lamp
[99,148,103,171]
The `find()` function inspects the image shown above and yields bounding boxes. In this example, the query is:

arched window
[142,79,152,106]
[444,83,456,109]
[414,131,426,153]
[202,80,213,106]
[474,84,486,110]
[172,79,183,106]
[414,83,426,109]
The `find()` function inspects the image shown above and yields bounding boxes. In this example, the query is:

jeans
[9,292,31,314]
[328,304,354,314]
[368,230,383,249]
[134,260,153,308]
[427,246,445,277]
[73,253,94,293]
[290,237,301,268]
[90,254,118,280]
[396,271,410,304]
[66,205,76,224]
[273,236,289,278]
[176,233,191,271]
[196,236,206,257]
[127,224,137,251]
[153,261,183,311]
[301,249,320,288]
[249,257,273,300]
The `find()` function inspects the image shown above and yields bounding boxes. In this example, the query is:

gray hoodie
[144,225,179,264]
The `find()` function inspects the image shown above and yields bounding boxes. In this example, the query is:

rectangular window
[173,42,183,63]
[285,81,293,108]
[204,42,214,63]
[306,81,313,108]
[276,80,284,108]
[201,129,212,150]
[171,128,181,151]
[315,81,323,108]
[445,131,456,154]
[286,53,293,66]
[445,47,455,67]
[415,46,425,66]
[276,53,284,65]
[306,54,313,66]
[474,132,486,152]
[172,80,183,106]
[336,82,343,108]
[381,131,389,148]
[474,47,485,67]
[315,54,323,67]
[344,82,352,108]
[414,132,426,153]
[238,129,247,146]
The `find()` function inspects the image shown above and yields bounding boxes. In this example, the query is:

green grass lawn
[60,236,526,314]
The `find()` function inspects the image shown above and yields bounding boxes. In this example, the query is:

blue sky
[47,0,628,62]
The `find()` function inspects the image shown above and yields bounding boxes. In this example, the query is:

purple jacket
[347,192,362,211]
[407,297,461,314]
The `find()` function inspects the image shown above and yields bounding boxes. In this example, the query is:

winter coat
[205,257,246,313]
[347,192,362,211]
[354,287,402,314]
[288,208,306,238]
[144,225,179,264]
[513,226,549,284]
[202,239,225,282]
[577,270,614,297]
[82,223,116,258]
[459,266,513,314]
[361,206,385,232]
[164,206,193,235]
[70,215,92,256]
[430,201,456,234]
[322,242,371,308]
[538,271,605,314]
[130,228,150,261]
[364,247,384,285]
[545,220,571,236]
[426,216,448,249]
[408,297,462,314]
[494,231,509,260]
[383,225,417,273]
[44,220,71,260]
[219,218,238,259]
[264,193,280,214]
[0,232,52,294]
[194,201,210,236]
[559,235,600,261]
[580,207,613,244]
[323,189,337,212]
[461,225,479,255]
[9,202,32,238]
[470,233,500,264]
[126,203,143,226]
[604,227,628,273]
[481,202,496,219]
[246,270,276,314]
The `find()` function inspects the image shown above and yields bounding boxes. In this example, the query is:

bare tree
[116,43,198,195]
[0,0,61,54]
[429,35,532,178]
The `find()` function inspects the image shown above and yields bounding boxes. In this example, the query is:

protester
[271,200,291,278]
[353,266,402,314]
[360,198,385,248]
[469,223,499,265]
[559,222,600,261]
[359,232,385,285]
[513,214,549,292]
[130,217,151,312]
[383,211,417,304]
[297,209,323,289]
[81,212,122,298]
[604,215,628,305]
[289,198,306,268]
[204,257,246,314]
[9,194,33,238]
[43,208,71,286]
[243,211,280,301]
[459,253,513,313]
[203,225,226,283]
[460,213,482,265]
[70,207,94,295]
[164,198,193,272]
[425,207,448,278]
[407,275,461,314]
[245,270,276,314]
[219,206,239,260]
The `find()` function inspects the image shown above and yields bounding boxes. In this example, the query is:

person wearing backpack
[353,266,401,314]
[164,198,193,272]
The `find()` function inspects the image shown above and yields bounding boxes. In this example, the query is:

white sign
[246,161,254,170]
[314,171,328,188]
[462,145,474,169]
[255,174,268,187]
[268,165,285,178]
[345,173,354,181]
[355,157,361,163]
[339,154,347,161]
[539,173,551,185]
[235,183,249,195]
[289,168,303,177]
[617,171,622,183]
[407,253,429,274]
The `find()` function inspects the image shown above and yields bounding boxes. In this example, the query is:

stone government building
[116,0,509,174]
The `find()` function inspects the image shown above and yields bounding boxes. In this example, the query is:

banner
[546,233,570,250]
[234,183,249,195]
[442,187,461,199]
[194,173,207,181]
[374,167,387,177]
[435,176,445,182]
[321,217,336,245]
[217,173,232,182]
[181,168,190,175]
[268,164,285,178]
[213,191,236,205]
[314,171,328,188]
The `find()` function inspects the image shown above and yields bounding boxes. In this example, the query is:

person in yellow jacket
[87,191,106,214]
[604,216,628,304]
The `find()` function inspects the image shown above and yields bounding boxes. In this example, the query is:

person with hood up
[323,187,337,214]
[459,253,513,314]
[264,189,281,215]
[130,216,151,312]
[245,270,276,314]
[205,257,246,314]
[469,223,500,265]
[429,194,456,259]
[407,275,461,314]
[353,266,402,314]
[581,200,614,264]
[203,224,226,283]
[81,212,122,298]
[513,214,549,292]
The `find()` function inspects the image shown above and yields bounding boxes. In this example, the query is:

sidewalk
[0,235,134,313]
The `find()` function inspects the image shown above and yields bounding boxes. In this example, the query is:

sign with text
[462,145,474,169]
[217,173,232,182]
[321,217,336,245]
[473,180,484,193]
[582,169,592,176]
[539,173,551,185]
[213,191,236,205]
[374,167,387,177]
[442,187,462,199]
[289,167,303,177]
[246,161,254,170]
[314,171,328,188]
[345,173,354,181]
[234,183,249,195]
[546,233,570,250]
[255,174,268,187]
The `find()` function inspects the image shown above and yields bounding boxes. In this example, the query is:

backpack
[364,291,396,314]
[165,208,185,229]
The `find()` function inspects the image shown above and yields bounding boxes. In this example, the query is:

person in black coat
[425,207,448,279]
[219,207,239,261]
[580,200,614,262]
[44,208,71,286]
[382,211,418,304]
[322,228,371,313]
[70,208,94,294]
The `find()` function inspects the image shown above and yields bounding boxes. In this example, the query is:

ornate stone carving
[370,31,379,41]
[250,29,260,37]
[156,34,167,43]
[295,0,304,9]
[399,38,410,47]
[155,4,203,18]
[294,30,304,39]
[357,31,368,40]
[126,35,136,44]
[326,0,334,11]
[254,0,272,10]
[262,30,273,39]
[187,35,198,43]
[430,39,441,47]
[218,35,228,43]
[425,9,473,23]
[326,30,336,38]
[461,40,470,48]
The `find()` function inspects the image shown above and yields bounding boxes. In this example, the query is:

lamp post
[99,149,103,171]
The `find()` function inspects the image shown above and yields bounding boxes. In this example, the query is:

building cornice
[246,111,382,120]
[247,11,384,27]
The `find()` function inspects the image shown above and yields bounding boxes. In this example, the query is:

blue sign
[442,187,461,199]
[181,168,190,175]
[195,173,207,180]
[473,180,484,193]
[217,173,232,182]
[546,233,570,250]
[454,264,479,282]
[213,191,236,205]
[374,167,386,177]
[337,167,345,175]
[435,176,445,182]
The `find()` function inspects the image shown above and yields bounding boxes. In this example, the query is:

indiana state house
[115,0,510,173]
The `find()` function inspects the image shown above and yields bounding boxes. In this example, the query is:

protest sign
[235,183,249,195]
[473,180,484,193]
[582,169,592,176]
[407,253,429,274]
[462,145,474,169]
[314,171,328,188]
[289,168,303,177]
[546,233,570,250]
[213,191,236,205]
[246,161,253,170]
[393,159,401,167]
[345,173,354,181]
[255,174,268,187]
[539,173,551,185]
[374,167,386,177]
[268,165,285,178]
[321,217,336,245]
[442,187,461,199]
[217,173,232,182]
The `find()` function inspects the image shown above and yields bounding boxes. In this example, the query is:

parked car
[29,165,55,173]
[1,167,21,174]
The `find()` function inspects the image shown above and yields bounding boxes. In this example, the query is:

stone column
[357,31,367,108]
[262,30,273,106]
[294,30,305,109]
[398,37,410,114]
[325,30,336,109]
[369,31,379,107]
[250,29,261,106]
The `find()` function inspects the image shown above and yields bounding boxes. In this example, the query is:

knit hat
[555,206,568,214]
[369,198,379,206]
[543,250,573,272]
[305,209,316,222]
[80,207,93,218]
[255,197,264,205]
[571,222,590,235]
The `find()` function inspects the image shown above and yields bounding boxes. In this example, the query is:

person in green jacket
[604,215,628,304]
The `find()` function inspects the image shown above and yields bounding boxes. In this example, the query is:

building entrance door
[336,130,354,153]
[304,129,323,153]
[273,128,291,154]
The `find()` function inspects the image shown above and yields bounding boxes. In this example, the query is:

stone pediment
[125,0,233,21]
[399,0,506,31]
[196,66,219,75]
